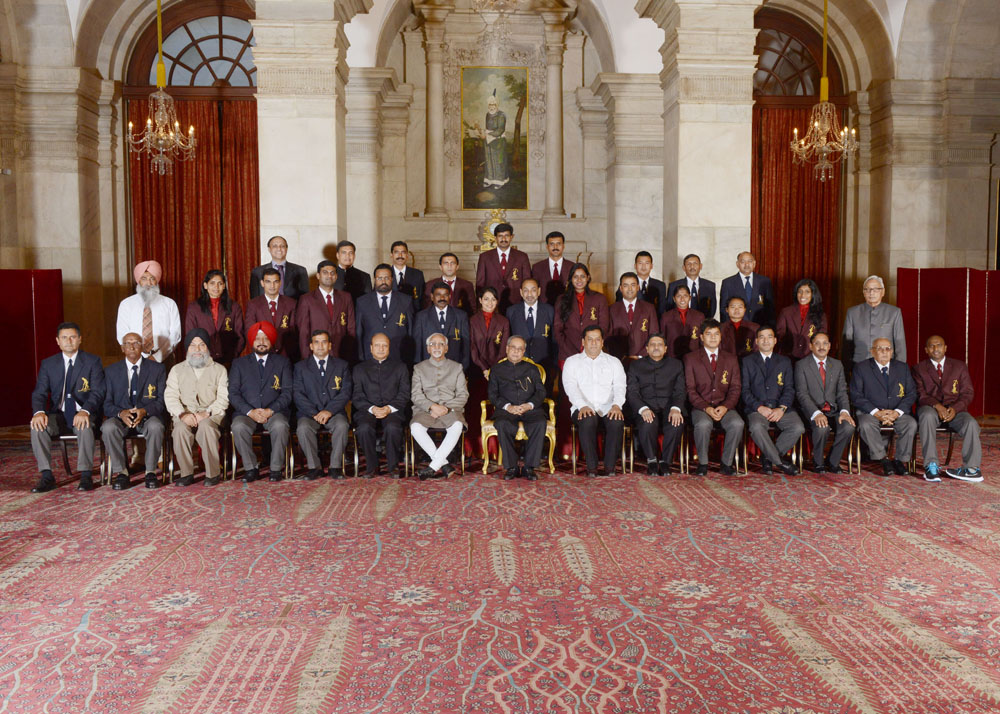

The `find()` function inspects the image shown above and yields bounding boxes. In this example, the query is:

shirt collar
[126,357,142,368]
[813,354,827,366]
[524,302,536,315]
[704,347,718,358]
[497,247,510,258]
[549,257,563,268]
[741,272,754,284]
[437,306,448,316]
[264,293,280,303]
[63,351,79,366]
[688,277,698,290]
[931,357,946,369]
[257,354,268,365]
[313,355,328,367]
[622,298,637,309]
[271,260,286,267]
[318,286,334,298]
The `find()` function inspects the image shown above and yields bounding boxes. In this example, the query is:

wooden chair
[100,428,169,486]
[480,358,557,474]
[58,433,104,479]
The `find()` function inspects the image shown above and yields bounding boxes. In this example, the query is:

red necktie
[552,262,559,281]
[627,303,634,325]
[269,300,277,321]
[819,360,830,410]
[936,363,943,382]
[710,352,717,373]
[500,253,508,274]
[326,293,334,321]
[447,280,454,293]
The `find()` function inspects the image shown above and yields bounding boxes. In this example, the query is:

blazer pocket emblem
[272,375,281,390]
[807,324,815,338]
[453,328,461,341]
[951,380,958,395]
[897,382,905,398]
[495,331,502,345]
[720,370,729,385]
[334,376,342,390]
[640,318,648,332]
[397,314,406,327]
[758,294,764,305]
[511,268,518,281]
[745,338,751,352]
[280,315,289,329]
[691,327,698,339]
[224,317,232,331]
[590,307,597,321]
[543,324,551,337]
[340,312,346,326]
[776,371,784,386]
[146,384,156,399]
[79,377,90,392]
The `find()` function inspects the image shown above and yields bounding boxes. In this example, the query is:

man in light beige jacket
[165,328,229,486]
[410,332,468,480]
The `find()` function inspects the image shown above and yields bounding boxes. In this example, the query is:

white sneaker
[944,466,983,482]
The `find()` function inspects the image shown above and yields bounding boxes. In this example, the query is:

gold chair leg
[481,434,490,474]
[547,434,555,474]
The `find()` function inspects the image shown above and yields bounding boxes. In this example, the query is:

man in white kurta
[116,260,182,363]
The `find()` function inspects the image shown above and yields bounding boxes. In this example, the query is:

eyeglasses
[863,287,883,293]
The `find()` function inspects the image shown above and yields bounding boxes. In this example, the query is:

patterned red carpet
[2,430,1000,714]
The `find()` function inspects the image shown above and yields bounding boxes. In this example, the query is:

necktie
[691,281,698,303]
[641,280,647,295]
[552,262,560,281]
[881,365,890,392]
[130,365,139,407]
[326,293,334,321]
[447,280,454,293]
[627,303,634,325]
[819,360,830,410]
[141,305,154,354]
[527,306,534,334]
[398,270,405,284]
[269,300,277,321]
[763,355,769,371]
[318,359,326,378]
[936,362,943,382]
[258,358,267,380]
[439,310,447,330]
[500,252,508,274]
[381,295,389,320]
[744,276,753,307]
[710,352,717,374]
[63,358,76,422]
[276,263,285,294]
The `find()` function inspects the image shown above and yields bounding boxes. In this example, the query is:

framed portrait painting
[461,66,528,210]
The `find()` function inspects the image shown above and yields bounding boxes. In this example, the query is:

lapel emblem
[589,307,597,321]
[511,268,518,281]
[744,338,751,352]
[280,314,289,329]
[79,377,90,392]
[691,326,698,339]
[146,384,156,399]
[720,370,729,386]
[272,375,281,390]
[776,371,784,387]
[453,327,461,341]
[334,375,342,390]
[340,312,346,326]
[494,331,503,345]
[412,287,419,300]
[543,324,551,337]
[396,313,406,327]
[640,318,648,333]
[951,379,959,395]
[224,317,232,331]
[897,382,905,398]
[457,299,464,308]
[807,324,815,338]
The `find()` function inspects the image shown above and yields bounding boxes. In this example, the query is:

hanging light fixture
[789,0,857,182]
[127,0,196,175]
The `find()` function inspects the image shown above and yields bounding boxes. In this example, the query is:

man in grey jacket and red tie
[794,331,855,473]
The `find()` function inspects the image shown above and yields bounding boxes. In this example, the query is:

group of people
[27,226,983,492]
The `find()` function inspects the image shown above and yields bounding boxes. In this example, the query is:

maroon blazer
[476,248,532,310]
[470,311,510,374]
[184,300,245,364]
[776,304,828,360]
[531,258,572,305]
[684,348,741,411]
[554,291,610,362]
[913,358,974,413]
[660,308,705,360]
[720,319,759,358]
[295,288,356,361]
[245,294,298,360]
[608,300,658,359]
[424,276,476,316]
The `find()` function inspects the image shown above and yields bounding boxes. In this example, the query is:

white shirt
[740,272,754,287]
[687,277,700,294]
[396,266,407,280]
[116,292,182,363]
[496,248,511,261]
[319,286,335,299]
[562,351,626,416]
[522,302,538,321]
[548,257,565,276]
[622,298,637,311]
[931,357,946,371]
[704,347,719,360]
[313,355,330,371]
[809,354,850,420]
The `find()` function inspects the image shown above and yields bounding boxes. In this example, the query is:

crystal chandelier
[127,0,196,175]
[789,0,857,182]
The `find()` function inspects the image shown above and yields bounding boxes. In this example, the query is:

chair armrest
[480,400,493,426]
[545,398,556,424]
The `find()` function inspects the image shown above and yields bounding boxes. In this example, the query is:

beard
[187,352,210,369]
[137,284,160,305]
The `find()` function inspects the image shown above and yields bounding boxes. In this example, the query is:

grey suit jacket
[842,302,906,367]
[794,354,851,419]
[410,358,469,428]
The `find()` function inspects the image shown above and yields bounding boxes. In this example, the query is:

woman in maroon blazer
[776,278,828,360]
[554,263,610,364]
[659,284,704,359]
[184,270,245,365]
[470,287,510,378]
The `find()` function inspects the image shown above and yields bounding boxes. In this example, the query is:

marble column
[637,0,758,286]
[417,5,451,217]
[541,11,570,216]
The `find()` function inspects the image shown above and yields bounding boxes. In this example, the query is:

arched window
[753,9,845,105]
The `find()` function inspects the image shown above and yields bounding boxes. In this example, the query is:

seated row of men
[30,313,981,492]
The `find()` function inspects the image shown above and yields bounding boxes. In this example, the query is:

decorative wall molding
[613,144,663,166]
[257,66,342,96]
[665,73,753,104]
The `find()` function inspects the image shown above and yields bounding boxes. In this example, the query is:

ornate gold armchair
[480,358,557,474]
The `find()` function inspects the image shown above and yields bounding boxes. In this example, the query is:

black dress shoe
[695,465,709,476]
[329,468,345,480]
[205,476,221,486]
[809,463,826,474]
[419,467,436,481]
[880,459,896,476]
[760,459,774,475]
[175,475,194,487]
[778,460,799,476]
[825,462,843,474]
[268,471,284,482]
[305,468,323,481]
[77,472,95,491]
[719,463,736,476]
[145,473,159,489]
[503,468,518,481]
[31,473,56,493]
[523,468,538,481]
[646,460,659,476]
[113,474,130,491]
[893,459,909,476]
[658,461,672,476]
[241,469,259,484]
[441,464,455,477]
[597,464,608,477]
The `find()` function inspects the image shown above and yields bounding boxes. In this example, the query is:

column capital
[251,19,351,97]
[415,2,453,25]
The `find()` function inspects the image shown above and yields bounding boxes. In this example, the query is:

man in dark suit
[531,231,571,305]
[30,322,106,492]
[506,278,555,366]
[296,260,356,361]
[101,332,167,490]
[608,272,659,361]
[332,240,373,302]
[356,264,415,363]
[476,222,532,312]
[683,319,742,475]
[413,283,471,370]
[352,333,410,478]
[850,337,917,476]
[626,333,686,475]
[615,252,668,316]
[424,252,475,315]
[390,240,425,307]
[666,253,717,319]
[230,322,294,483]
[741,326,803,475]
[245,267,298,360]
[794,331,855,473]
[912,335,982,482]
[720,252,775,326]
[719,296,759,358]
[294,329,353,480]
[249,235,309,299]
[488,336,548,481]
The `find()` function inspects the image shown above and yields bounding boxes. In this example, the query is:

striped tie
[141,306,154,353]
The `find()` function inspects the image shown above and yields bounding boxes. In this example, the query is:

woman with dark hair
[659,284,704,359]
[776,278,827,359]
[470,286,510,378]
[554,263,610,363]
[184,269,245,364]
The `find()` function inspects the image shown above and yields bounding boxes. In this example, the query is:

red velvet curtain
[751,105,841,333]
[128,98,259,316]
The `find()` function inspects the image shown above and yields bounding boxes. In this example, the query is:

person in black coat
[413,283,471,370]
[101,332,167,490]
[626,333,686,475]
[666,253,717,319]
[506,278,556,367]
[741,326,804,475]
[390,240,425,307]
[249,235,310,299]
[352,333,411,477]
[333,240,373,302]
[294,329,353,479]
[615,251,668,315]
[356,264,415,363]
[30,322,106,492]
[230,322,294,483]
[719,252,776,326]
[488,337,547,481]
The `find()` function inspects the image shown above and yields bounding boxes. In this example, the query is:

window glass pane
[185,17,218,40]
[221,16,251,40]
[179,46,202,69]
[162,28,188,57]
[210,59,233,79]
[229,70,250,87]
[222,38,245,60]
[193,66,215,86]
[169,66,192,86]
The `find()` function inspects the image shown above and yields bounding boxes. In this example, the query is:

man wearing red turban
[115,260,182,363]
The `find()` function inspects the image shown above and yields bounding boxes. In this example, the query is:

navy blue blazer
[392,267,426,309]
[740,352,795,411]
[294,356,352,417]
[103,358,166,419]
[615,277,668,316]
[229,353,294,416]
[506,302,555,364]
[849,358,917,415]
[356,291,415,363]
[413,306,471,371]
[666,278,717,320]
[720,273,776,326]
[32,350,106,417]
